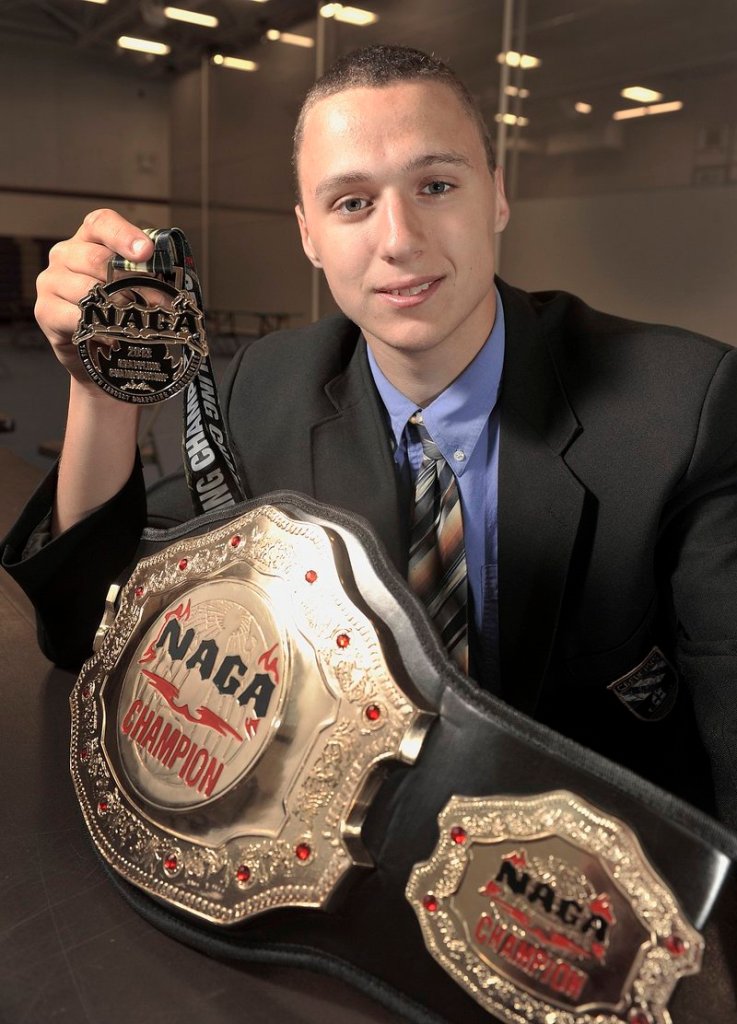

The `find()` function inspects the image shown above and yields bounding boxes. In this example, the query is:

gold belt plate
[71,503,432,924]
[406,791,703,1024]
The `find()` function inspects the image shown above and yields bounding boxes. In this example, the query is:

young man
[4,46,737,828]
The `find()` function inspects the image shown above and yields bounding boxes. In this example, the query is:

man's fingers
[35,269,99,340]
[39,265,99,308]
[49,239,116,281]
[75,208,152,262]
[33,209,156,389]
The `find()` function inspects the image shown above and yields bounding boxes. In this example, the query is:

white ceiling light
[266,29,315,47]
[117,36,171,55]
[575,102,592,114]
[320,4,378,25]
[212,54,259,71]
[505,85,530,98]
[613,100,683,120]
[495,113,529,126]
[164,7,218,28]
[82,0,108,5]
[497,51,541,69]
[620,86,663,104]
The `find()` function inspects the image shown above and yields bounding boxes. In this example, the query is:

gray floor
[0,323,236,491]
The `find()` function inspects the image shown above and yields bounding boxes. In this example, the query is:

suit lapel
[311,336,407,574]
[496,281,585,714]
[305,292,585,714]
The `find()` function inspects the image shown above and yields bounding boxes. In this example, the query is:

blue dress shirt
[366,289,505,689]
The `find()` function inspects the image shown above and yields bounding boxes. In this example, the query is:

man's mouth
[376,276,442,301]
[387,281,433,297]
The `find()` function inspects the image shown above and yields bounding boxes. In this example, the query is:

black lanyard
[112,228,246,516]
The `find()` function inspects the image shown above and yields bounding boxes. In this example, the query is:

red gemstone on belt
[178,558,188,571]
[236,865,251,883]
[305,569,318,584]
[423,894,439,913]
[450,826,467,844]
[295,843,311,862]
[665,934,686,956]
[336,633,351,648]
[135,585,145,598]
[163,854,178,873]
[365,704,381,722]
[230,535,241,548]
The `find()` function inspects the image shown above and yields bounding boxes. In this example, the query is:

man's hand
[38,210,156,536]
[35,209,154,388]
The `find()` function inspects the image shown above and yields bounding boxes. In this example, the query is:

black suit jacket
[5,280,737,824]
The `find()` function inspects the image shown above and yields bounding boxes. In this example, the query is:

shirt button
[453,450,465,462]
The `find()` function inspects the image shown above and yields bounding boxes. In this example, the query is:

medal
[72,225,245,512]
[72,268,207,404]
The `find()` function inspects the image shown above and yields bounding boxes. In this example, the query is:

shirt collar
[367,286,505,467]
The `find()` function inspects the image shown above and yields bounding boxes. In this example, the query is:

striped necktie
[407,412,469,672]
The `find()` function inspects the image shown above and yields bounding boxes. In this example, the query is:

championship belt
[71,495,737,1024]
[70,232,737,1024]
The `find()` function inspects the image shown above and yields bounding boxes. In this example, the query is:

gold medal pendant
[72,270,207,404]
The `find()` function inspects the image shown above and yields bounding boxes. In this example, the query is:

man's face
[295,80,509,375]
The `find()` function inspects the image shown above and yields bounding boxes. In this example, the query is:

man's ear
[492,167,510,234]
[295,204,322,268]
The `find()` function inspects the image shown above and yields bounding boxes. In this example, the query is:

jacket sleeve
[0,345,253,672]
[1,457,148,670]
[663,345,737,826]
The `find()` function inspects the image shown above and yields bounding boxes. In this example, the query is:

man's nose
[379,194,425,262]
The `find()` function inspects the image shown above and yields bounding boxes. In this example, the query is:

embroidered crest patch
[607,646,678,721]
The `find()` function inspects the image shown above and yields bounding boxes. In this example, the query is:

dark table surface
[1,447,736,1024]
[0,448,401,1024]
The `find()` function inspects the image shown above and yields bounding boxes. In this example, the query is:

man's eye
[422,181,453,195]
[337,197,370,214]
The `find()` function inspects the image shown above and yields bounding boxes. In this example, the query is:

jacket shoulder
[216,314,364,496]
[232,314,361,381]
[507,281,731,361]
[499,280,732,400]
[220,314,360,424]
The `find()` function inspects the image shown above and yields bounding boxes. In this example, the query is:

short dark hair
[293,44,495,202]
